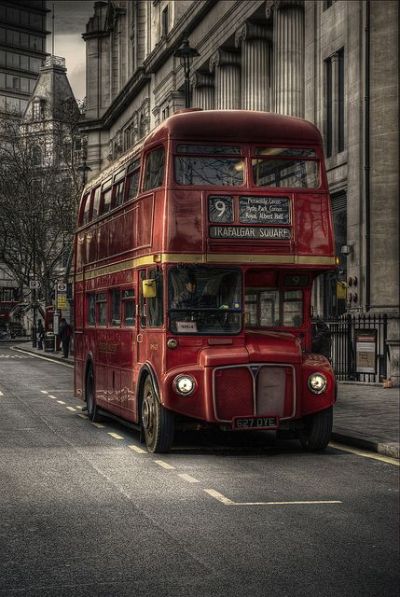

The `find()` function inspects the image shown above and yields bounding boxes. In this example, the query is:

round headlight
[173,375,196,396]
[308,373,327,395]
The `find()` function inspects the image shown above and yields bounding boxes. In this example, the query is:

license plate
[232,416,279,430]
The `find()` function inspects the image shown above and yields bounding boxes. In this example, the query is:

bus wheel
[298,407,333,452]
[141,377,174,453]
[86,365,100,422]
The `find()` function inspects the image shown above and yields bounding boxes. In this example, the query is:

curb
[331,431,400,460]
[12,345,73,366]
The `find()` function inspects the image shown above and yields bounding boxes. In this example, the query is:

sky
[47,1,95,101]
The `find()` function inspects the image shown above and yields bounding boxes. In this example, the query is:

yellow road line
[178,473,199,483]
[128,445,146,454]
[154,460,175,470]
[108,432,124,440]
[329,442,399,466]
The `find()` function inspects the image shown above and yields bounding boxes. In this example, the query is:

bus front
[150,111,337,453]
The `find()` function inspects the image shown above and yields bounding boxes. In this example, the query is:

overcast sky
[48,1,95,100]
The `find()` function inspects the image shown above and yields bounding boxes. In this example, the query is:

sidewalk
[10,342,400,459]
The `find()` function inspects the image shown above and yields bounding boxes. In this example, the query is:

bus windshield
[169,266,242,334]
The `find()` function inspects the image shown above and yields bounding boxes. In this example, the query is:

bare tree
[0,110,83,306]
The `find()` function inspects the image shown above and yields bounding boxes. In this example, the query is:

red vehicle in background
[74,110,337,453]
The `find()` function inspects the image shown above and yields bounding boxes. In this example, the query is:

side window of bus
[112,168,125,209]
[96,292,107,326]
[100,178,112,215]
[140,269,163,328]
[92,186,101,220]
[125,159,140,201]
[87,293,95,325]
[142,147,164,191]
[111,289,121,326]
[122,289,135,326]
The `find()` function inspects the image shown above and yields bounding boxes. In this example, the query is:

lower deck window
[245,289,303,328]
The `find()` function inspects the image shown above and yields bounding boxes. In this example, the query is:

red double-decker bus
[74,109,336,453]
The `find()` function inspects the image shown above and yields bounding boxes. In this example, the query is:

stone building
[81,0,399,379]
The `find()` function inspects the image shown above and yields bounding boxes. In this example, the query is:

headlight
[173,374,196,396]
[308,373,327,395]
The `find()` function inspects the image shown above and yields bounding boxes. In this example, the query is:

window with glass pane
[169,266,241,335]
[175,156,244,186]
[122,289,135,326]
[81,193,91,225]
[87,293,95,325]
[147,270,163,328]
[252,159,319,188]
[282,291,303,327]
[101,187,112,214]
[92,186,101,219]
[143,147,164,190]
[96,293,107,325]
[111,289,121,326]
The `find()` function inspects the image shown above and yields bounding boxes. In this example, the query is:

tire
[141,377,174,453]
[85,364,100,422]
[299,407,333,452]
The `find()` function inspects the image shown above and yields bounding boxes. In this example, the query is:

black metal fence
[326,313,394,383]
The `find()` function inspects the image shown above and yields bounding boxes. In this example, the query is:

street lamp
[77,161,91,187]
[174,39,200,108]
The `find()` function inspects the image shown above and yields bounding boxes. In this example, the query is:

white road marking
[40,390,48,394]
[178,473,199,483]
[329,441,399,466]
[57,400,66,405]
[10,347,72,367]
[0,391,3,396]
[204,489,235,505]
[77,413,87,419]
[128,445,146,454]
[108,432,124,440]
[91,422,105,429]
[66,406,76,412]
[154,460,175,470]
[204,488,342,506]
[49,395,57,399]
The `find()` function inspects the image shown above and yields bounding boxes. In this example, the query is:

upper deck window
[126,159,140,201]
[100,177,112,215]
[112,168,125,208]
[143,147,164,191]
[81,192,91,225]
[175,145,244,187]
[252,146,319,189]
[92,186,101,220]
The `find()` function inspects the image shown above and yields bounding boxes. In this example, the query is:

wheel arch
[136,363,160,406]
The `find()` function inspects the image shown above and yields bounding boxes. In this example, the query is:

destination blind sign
[239,196,290,224]
[209,226,291,240]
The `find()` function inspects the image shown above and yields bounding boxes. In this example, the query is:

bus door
[137,268,164,374]
[107,288,122,416]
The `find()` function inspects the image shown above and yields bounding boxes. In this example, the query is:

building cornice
[80,68,151,132]
[81,0,218,132]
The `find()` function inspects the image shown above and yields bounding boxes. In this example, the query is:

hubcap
[142,392,155,440]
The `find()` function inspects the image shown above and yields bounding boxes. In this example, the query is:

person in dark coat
[37,319,44,350]
[59,318,72,358]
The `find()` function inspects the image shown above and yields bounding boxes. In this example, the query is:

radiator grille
[214,365,294,422]
[214,367,253,420]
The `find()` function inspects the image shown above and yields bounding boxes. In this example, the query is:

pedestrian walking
[37,319,44,350]
[59,318,72,358]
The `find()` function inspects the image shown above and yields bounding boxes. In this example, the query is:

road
[0,344,398,596]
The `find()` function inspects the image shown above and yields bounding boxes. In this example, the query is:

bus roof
[144,109,323,147]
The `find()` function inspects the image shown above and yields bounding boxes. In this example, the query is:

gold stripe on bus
[75,253,335,282]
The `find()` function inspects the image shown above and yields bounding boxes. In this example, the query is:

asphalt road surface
[0,345,399,597]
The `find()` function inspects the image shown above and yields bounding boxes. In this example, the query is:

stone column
[235,22,272,111]
[191,72,215,110]
[272,0,305,117]
[209,49,241,110]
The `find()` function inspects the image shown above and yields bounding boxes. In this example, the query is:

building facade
[0,0,48,116]
[81,0,399,381]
